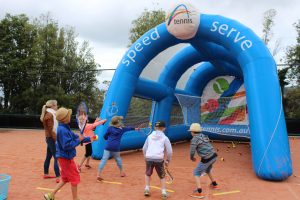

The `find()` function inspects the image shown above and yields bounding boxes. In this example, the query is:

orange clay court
[0,129,300,200]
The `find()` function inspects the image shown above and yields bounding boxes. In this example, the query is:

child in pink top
[78,114,106,170]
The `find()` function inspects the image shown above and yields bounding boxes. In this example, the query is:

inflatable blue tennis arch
[93,3,292,181]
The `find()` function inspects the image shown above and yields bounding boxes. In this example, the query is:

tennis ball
[92,135,98,141]
[232,142,236,148]
[220,157,225,161]
[213,78,229,94]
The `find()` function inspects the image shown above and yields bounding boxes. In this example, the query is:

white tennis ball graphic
[165,3,200,40]
[213,78,229,94]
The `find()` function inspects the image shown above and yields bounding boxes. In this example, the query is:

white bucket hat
[188,123,202,132]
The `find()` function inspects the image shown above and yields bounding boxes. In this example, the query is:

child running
[96,116,139,181]
[78,114,106,171]
[188,123,219,199]
[142,121,172,199]
[44,107,96,200]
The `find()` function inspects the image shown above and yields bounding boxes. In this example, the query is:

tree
[283,20,300,119]
[285,20,300,85]
[284,87,300,118]
[262,9,277,46]
[0,13,101,114]
[129,9,165,46]
[0,14,39,113]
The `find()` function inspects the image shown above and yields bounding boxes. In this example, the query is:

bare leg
[50,181,66,197]
[207,172,216,183]
[86,157,91,166]
[71,185,78,200]
[79,156,87,168]
[194,175,201,189]
[144,175,151,196]
[145,175,150,187]
[160,177,166,190]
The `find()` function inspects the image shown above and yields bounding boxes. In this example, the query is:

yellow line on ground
[150,186,175,193]
[36,187,60,192]
[101,180,123,185]
[212,190,240,196]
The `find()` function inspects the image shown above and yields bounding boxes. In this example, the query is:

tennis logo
[166,3,200,40]
[213,78,229,94]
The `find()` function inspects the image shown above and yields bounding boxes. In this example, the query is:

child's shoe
[210,183,220,190]
[44,193,55,200]
[85,164,92,169]
[43,175,56,179]
[56,177,60,183]
[161,192,168,199]
[144,188,150,196]
[120,172,126,177]
[190,190,205,199]
[96,176,103,182]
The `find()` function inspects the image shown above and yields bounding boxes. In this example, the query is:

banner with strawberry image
[201,76,248,125]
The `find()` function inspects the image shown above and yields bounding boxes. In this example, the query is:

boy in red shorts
[44,107,95,200]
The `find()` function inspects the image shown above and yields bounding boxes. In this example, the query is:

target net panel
[175,93,250,138]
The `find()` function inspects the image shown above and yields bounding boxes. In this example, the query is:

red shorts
[58,158,80,186]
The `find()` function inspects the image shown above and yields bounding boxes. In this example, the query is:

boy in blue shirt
[189,123,219,199]
[44,107,95,200]
[96,116,139,181]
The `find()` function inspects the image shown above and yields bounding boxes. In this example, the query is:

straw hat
[110,116,124,127]
[56,107,72,124]
[188,123,202,132]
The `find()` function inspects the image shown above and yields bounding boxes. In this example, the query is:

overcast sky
[1,0,299,84]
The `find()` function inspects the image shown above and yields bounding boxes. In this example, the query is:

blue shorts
[193,156,217,176]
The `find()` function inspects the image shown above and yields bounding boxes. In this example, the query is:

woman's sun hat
[188,123,202,132]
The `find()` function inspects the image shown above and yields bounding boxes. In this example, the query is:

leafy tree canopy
[0,13,102,116]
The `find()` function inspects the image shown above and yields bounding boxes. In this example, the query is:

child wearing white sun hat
[188,123,219,199]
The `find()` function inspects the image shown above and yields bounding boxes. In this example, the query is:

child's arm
[190,137,202,161]
[92,117,107,128]
[58,131,81,151]
[80,135,92,143]
[103,127,110,140]
[142,137,149,156]
[122,126,135,133]
[164,138,173,163]
[45,115,56,141]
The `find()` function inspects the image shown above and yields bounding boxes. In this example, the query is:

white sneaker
[162,192,168,199]
[144,188,150,196]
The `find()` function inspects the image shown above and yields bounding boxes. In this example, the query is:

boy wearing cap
[44,107,95,200]
[96,116,139,181]
[189,123,219,199]
[143,121,172,199]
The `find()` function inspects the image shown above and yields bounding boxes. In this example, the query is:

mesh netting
[124,97,153,127]
[123,97,184,127]
[175,93,250,138]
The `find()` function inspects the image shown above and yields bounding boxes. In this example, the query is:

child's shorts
[85,143,92,157]
[58,158,80,186]
[145,160,166,179]
[193,154,217,176]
